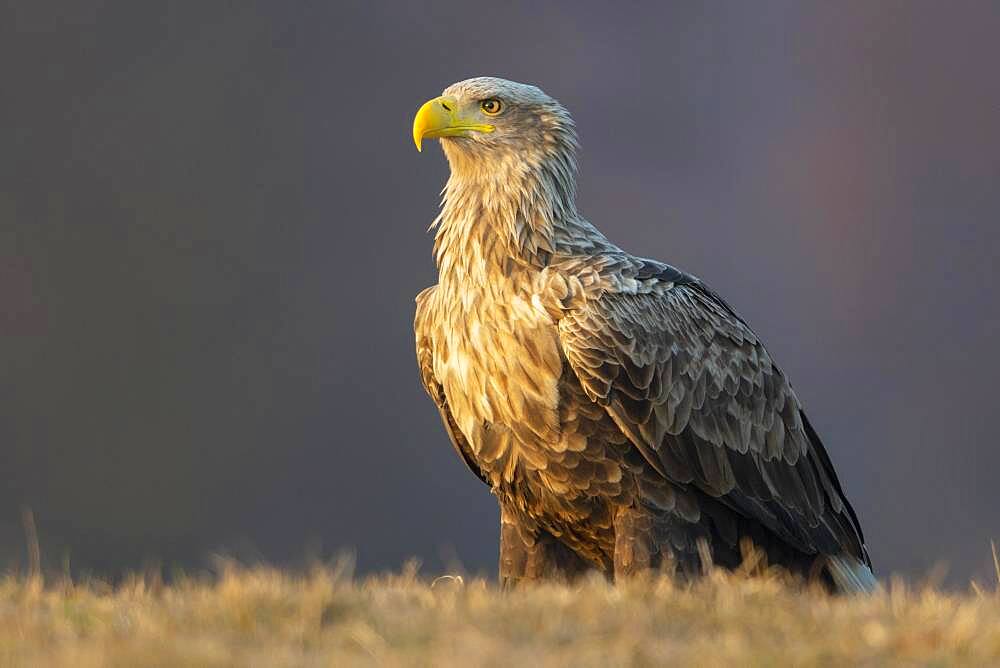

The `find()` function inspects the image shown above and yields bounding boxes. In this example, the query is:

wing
[415,286,488,486]
[558,263,869,564]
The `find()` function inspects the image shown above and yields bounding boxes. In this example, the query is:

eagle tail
[826,554,877,593]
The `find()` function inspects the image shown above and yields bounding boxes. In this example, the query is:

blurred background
[1,1,998,586]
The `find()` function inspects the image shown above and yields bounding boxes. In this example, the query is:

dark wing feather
[558,266,868,564]
[415,286,489,486]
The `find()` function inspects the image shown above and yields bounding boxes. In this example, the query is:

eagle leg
[612,504,664,580]
[499,506,593,587]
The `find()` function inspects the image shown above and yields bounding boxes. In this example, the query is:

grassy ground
[2,560,1000,667]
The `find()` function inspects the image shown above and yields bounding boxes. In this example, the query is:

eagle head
[412,77,577,166]
[413,77,581,262]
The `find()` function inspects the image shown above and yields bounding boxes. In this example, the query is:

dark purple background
[2,1,998,585]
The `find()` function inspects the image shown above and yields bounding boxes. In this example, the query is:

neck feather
[433,142,578,281]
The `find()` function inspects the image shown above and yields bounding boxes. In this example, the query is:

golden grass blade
[992,540,1000,589]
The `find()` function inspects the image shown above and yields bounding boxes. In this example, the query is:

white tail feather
[827,555,878,593]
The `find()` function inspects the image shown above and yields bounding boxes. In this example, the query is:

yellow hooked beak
[412,96,495,151]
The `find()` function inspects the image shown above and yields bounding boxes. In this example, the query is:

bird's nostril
[440,101,452,111]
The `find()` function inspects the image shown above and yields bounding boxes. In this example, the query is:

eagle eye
[480,99,503,115]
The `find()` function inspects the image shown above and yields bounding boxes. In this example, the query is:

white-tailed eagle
[412,77,874,592]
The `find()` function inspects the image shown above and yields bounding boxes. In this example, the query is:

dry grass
[1,560,999,667]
